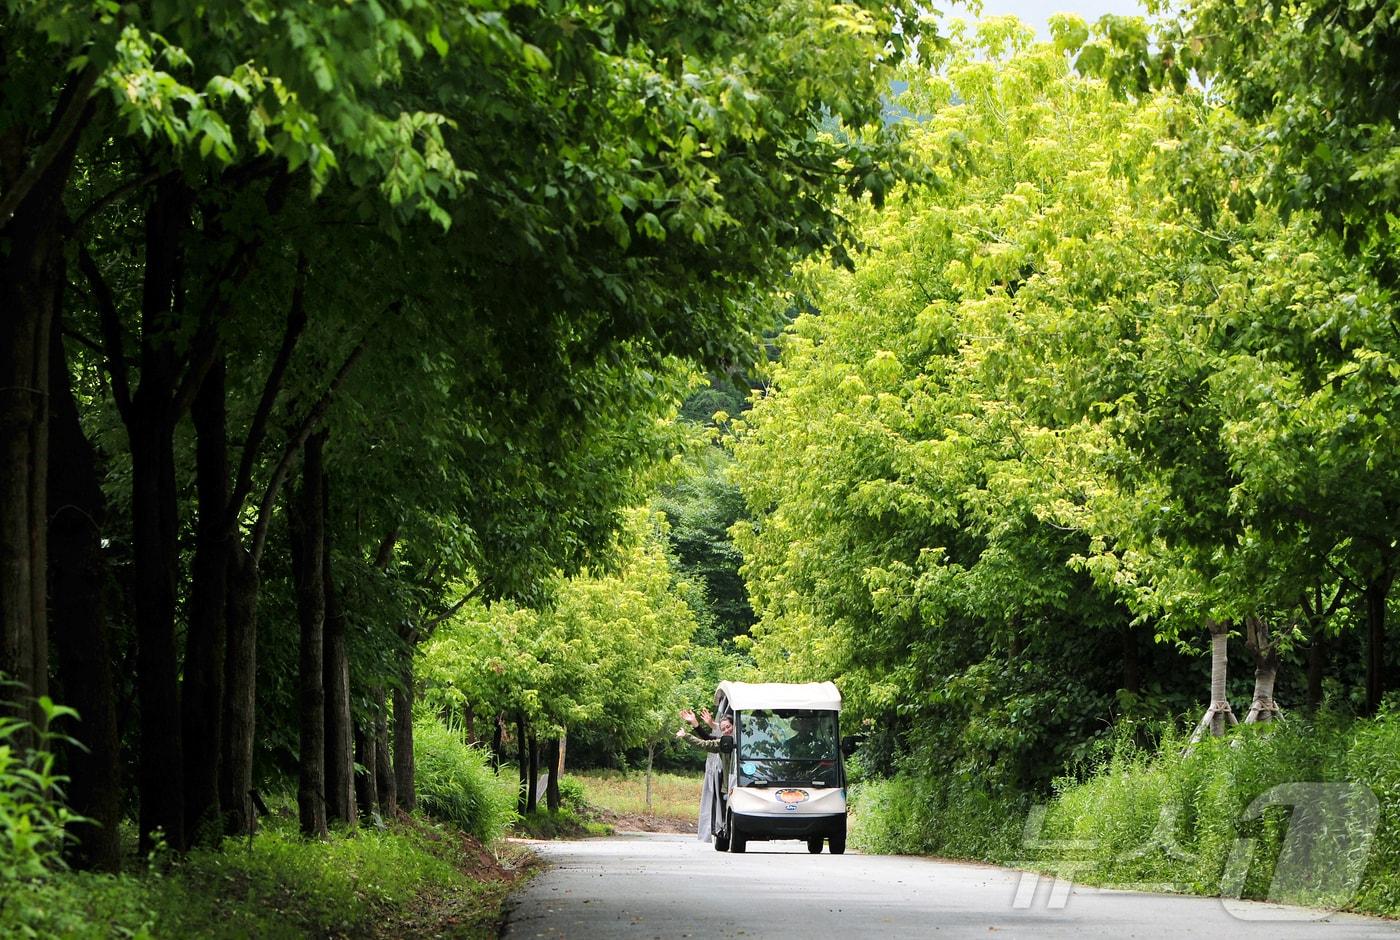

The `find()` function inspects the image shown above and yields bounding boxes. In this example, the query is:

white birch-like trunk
[1244,616,1281,724]
[1190,621,1237,745]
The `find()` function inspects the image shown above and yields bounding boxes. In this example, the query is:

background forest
[3,0,1400,933]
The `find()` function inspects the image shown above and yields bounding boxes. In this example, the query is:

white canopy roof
[716,680,842,712]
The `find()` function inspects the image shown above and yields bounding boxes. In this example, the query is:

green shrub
[413,711,518,841]
[0,692,82,883]
[557,775,589,815]
[849,774,1026,862]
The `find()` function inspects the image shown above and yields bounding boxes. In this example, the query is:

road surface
[502,831,1400,939]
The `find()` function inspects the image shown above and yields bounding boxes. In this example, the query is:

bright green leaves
[421,511,700,747]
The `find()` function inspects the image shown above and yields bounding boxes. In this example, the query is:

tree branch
[226,253,309,528]
[171,237,264,419]
[171,169,293,420]
[60,325,104,357]
[422,581,488,637]
[78,243,133,424]
[249,312,388,564]
[72,171,162,231]
[373,528,400,570]
[0,63,98,229]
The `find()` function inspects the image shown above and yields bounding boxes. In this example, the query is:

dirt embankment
[591,809,695,834]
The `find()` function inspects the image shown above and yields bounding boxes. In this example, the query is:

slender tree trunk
[393,648,416,813]
[515,713,529,816]
[322,482,355,826]
[290,433,328,838]
[1190,620,1236,744]
[645,744,654,815]
[221,543,260,835]
[1244,616,1281,724]
[1307,632,1327,713]
[1364,568,1394,717]
[526,732,539,814]
[129,177,191,853]
[183,357,229,844]
[464,704,476,745]
[47,325,121,872]
[374,689,397,817]
[354,720,379,821]
[491,712,505,770]
[545,736,561,813]
[1121,625,1141,697]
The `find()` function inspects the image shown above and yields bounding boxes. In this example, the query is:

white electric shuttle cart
[708,680,854,854]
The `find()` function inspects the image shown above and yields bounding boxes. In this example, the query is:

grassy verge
[569,769,701,822]
[849,707,1400,919]
[0,815,528,939]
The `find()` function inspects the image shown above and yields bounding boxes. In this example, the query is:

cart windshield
[736,709,839,786]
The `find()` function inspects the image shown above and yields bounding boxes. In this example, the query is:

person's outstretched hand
[699,708,714,726]
[680,708,697,727]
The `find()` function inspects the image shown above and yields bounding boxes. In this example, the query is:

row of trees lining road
[0,0,924,869]
[731,14,1399,795]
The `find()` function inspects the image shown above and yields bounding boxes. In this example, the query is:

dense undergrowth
[1,712,523,938]
[849,708,1400,918]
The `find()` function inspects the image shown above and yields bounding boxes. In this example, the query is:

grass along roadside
[0,814,533,939]
[568,769,702,831]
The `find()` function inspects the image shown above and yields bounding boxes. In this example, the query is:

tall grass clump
[1036,709,1400,917]
[413,710,518,841]
[850,774,1027,862]
[1345,706,1400,915]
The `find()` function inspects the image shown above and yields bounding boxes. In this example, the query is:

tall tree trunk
[221,543,259,835]
[0,86,85,744]
[183,357,229,844]
[290,433,328,838]
[47,325,121,872]
[1190,620,1237,744]
[393,645,416,813]
[1364,567,1394,717]
[644,743,654,815]
[354,720,379,822]
[374,688,397,818]
[0,204,56,745]
[1244,616,1281,724]
[129,177,191,853]
[545,736,561,813]
[515,713,529,816]
[321,474,355,826]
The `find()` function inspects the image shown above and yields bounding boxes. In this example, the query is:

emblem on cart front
[776,789,810,804]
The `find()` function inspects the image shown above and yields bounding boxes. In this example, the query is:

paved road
[502,832,1400,939]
